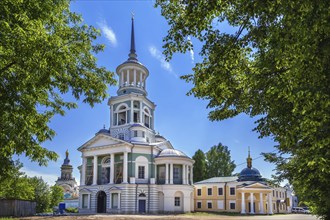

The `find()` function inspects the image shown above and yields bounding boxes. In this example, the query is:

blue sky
[18,0,278,185]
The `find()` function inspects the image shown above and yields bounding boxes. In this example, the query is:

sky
[18,0,278,186]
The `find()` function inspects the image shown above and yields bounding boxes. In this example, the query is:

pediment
[78,133,130,151]
[238,182,271,189]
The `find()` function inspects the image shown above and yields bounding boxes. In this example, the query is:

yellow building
[194,151,291,214]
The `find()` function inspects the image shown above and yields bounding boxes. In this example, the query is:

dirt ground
[19,214,317,220]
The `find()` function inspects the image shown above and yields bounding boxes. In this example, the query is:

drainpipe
[224,182,227,211]
[135,183,138,213]
[130,144,135,182]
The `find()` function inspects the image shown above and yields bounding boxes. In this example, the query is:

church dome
[157,149,189,158]
[238,167,262,181]
[97,127,109,134]
[238,148,263,182]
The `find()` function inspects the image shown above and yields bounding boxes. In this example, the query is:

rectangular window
[82,194,88,208]
[218,187,223,195]
[174,197,180,206]
[207,202,212,209]
[217,200,224,209]
[134,130,138,137]
[142,131,145,138]
[112,193,118,209]
[273,190,275,197]
[230,202,236,210]
[230,187,235,195]
[208,188,212,195]
[174,167,180,179]
[197,189,201,196]
[138,166,145,179]
[197,202,202,209]
[276,191,278,198]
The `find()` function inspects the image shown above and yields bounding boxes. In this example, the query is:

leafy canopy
[192,143,236,183]
[156,0,329,218]
[192,149,207,182]
[0,0,115,175]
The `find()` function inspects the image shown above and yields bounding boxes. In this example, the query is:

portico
[237,183,273,214]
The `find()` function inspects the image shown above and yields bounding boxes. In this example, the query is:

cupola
[116,16,149,96]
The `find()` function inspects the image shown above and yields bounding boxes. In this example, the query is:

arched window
[143,108,151,128]
[114,104,129,125]
[133,101,140,123]
[135,156,149,183]
[100,157,110,184]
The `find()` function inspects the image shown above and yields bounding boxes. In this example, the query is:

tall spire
[247,146,252,168]
[128,14,138,61]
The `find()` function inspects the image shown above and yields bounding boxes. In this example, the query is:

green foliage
[50,185,64,208]
[206,143,236,177]
[65,207,78,213]
[156,0,330,219]
[0,161,34,200]
[29,177,51,213]
[192,143,236,182]
[192,149,207,182]
[0,0,115,176]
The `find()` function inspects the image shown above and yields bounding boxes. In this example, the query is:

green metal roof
[194,176,238,184]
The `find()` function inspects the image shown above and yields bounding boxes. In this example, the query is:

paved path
[20,214,318,220]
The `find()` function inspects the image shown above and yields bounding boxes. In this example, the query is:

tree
[0,161,34,200]
[50,185,64,208]
[206,143,236,177]
[155,0,329,218]
[192,149,207,182]
[29,177,51,213]
[0,0,116,176]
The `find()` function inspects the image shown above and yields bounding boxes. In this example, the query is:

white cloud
[21,167,58,186]
[187,36,194,63]
[97,20,117,47]
[148,46,177,78]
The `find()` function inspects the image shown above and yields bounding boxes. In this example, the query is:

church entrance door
[138,200,146,213]
[97,191,107,213]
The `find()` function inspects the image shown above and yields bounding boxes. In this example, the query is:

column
[250,192,254,214]
[139,101,143,124]
[170,163,173,184]
[190,166,193,184]
[123,152,128,183]
[155,164,157,183]
[140,72,142,87]
[121,71,124,86]
[134,69,136,86]
[110,104,113,127]
[165,163,169,184]
[110,154,114,184]
[127,69,130,85]
[268,193,273,214]
[182,164,186,184]
[130,100,133,124]
[93,155,98,185]
[260,192,264,214]
[81,157,86,186]
[241,192,246,214]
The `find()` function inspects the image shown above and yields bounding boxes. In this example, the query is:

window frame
[207,188,212,196]
[174,197,180,206]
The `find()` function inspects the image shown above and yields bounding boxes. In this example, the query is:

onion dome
[157,149,190,158]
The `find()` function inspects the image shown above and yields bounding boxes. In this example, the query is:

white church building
[77,18,194,214]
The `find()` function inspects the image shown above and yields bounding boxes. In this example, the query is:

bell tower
[108,17,156,143]
[116,17,149,96]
